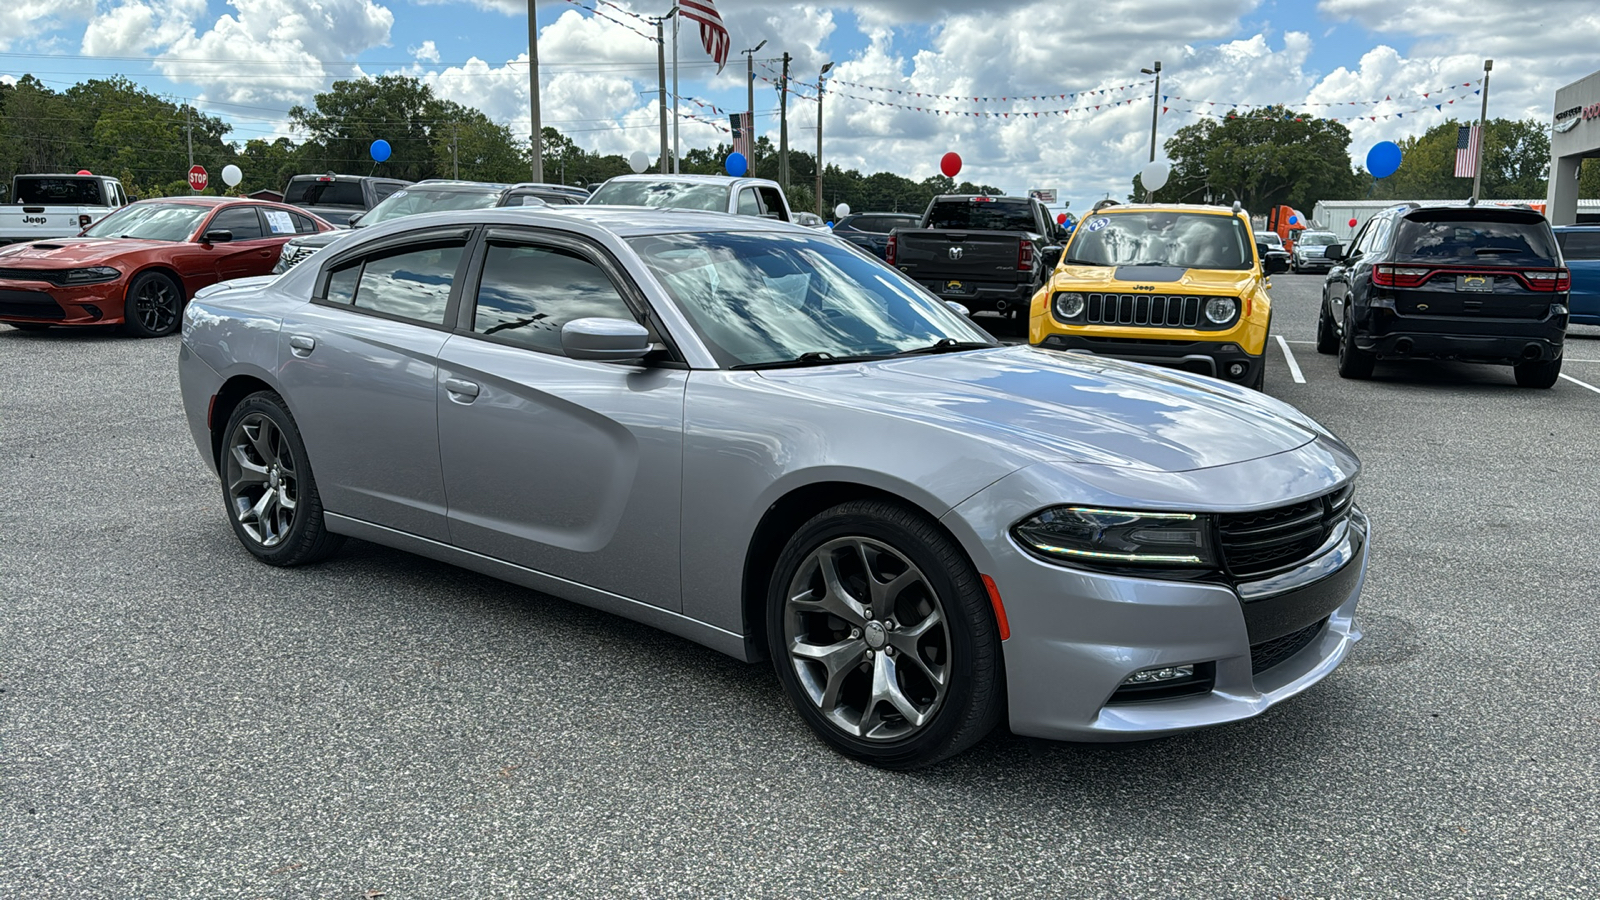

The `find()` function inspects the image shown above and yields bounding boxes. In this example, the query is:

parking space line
[1559,373,1600,395]
[1275,335,1306,383]
[1283,339,1316,345]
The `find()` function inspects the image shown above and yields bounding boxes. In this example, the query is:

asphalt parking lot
[3,273,1598,898]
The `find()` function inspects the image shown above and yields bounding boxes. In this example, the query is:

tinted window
[325,263,359,305]
[472,243,635,354]
[756,188,787,220]
[14,177,104,206]
[1393,212,1558,264]
[588,180,728,211]
[209,207,264,240]
[925,199,1035,232]
[291,213,319,234]
[350,243,463,325]
[1557,231,1600,260]
[284,179,366,208]
[1066,211,1254,270]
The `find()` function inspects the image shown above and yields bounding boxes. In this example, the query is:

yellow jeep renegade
[1029,203,1273,390]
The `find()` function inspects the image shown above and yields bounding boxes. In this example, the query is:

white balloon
[221,164,243,187]
[628,151,650,174]
[1139,160,1170,193]
[834,203,851,219]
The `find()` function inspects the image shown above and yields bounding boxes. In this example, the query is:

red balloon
[940,152,962,178]
[1348,218,1358,228]
[1056,213,1068,225]
[76,169,92,175]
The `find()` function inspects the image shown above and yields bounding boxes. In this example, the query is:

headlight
[1204,297,1238,325]
[1013,506,1217,569]
[63,266,120,284]
[1052,292,1086,321]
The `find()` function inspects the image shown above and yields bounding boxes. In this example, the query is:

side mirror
[1044,245,1065,268]
[201,229,234,244]
[1256,241,1271,258]
[346,213,363,226]
[561,317,651,362]
[1324,244,1345,261]
[945,300,972,317]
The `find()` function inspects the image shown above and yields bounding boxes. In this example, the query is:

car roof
[411,180,513,191]
[505,182,589,193]
[598,174,779,187]
[346,205,816,240]
[1553,224,1600,231]
[1096,203,1242,216]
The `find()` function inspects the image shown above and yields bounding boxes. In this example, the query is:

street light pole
[816,61,832,217]
[1140,60,1162,200]
[1471,59,1493,205]
[779,52,791,191]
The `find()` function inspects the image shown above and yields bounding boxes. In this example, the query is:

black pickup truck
[887,195,1069,317]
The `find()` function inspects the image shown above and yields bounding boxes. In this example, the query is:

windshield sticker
[1086,217,1110,232]
[263,209,295,234]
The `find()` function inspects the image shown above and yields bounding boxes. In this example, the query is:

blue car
[1555,225,1600,325]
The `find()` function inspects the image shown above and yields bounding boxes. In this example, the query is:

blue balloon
[370,139,392,163]
[724,152,747,177]
[1288,215,1299,225]
[1366,141,1402,179]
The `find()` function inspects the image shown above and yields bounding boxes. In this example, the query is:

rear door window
[1556,231,1600,260]
[1394,213,1559,264]
[319,238,468,327]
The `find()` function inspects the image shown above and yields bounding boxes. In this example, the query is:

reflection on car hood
[758,346,1317,473]
[0,236,171,265]
[1053,266,1257,293]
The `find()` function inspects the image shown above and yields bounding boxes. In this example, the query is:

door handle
[288,334,315,357]
[443,378,480,401]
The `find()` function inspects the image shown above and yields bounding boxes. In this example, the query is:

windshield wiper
[893,338,993,356]
[730,350,888,370]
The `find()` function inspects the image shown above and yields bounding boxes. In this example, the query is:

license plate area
[943,280,972,294]
[1455,274,1494,293]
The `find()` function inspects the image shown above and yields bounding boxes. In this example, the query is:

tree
[289,75,439,182]
[1369,118,1551,201]
[1148,106,1365,212]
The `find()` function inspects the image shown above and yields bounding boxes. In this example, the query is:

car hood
[0,236,173,265]
[757,346,1319,473]
[1052,265,1256,292]
[285,230,346,250]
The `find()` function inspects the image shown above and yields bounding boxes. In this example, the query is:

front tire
[122,271,184,337]
[1337,307,1376,379]
[1514,357,1561,389]
[220,391,344,566]
[766,500,1003,769]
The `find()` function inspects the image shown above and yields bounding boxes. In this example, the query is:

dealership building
[1548,68,1600,226]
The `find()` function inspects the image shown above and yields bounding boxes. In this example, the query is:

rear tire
[1337,308,1376,379]
[766,499,1003,769]
[220,391,345,566]
[122,271,185,337]
[1513,357,1561,389]
[1315,299,1338,355]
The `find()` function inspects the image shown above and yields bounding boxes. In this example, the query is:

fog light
[1227,362,1247,378]
[1122,664,1195,685]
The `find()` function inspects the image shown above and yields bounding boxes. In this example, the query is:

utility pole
[657,16,670,173]
[740,41,766,172]
[186,105,193,171]
[671,5,681,173]
[1471,59,1493,205]
[816,62,832,217]
[779,52,791,191]
[1140,60,1161,201]
[528,0,543,182]
[451,123,459,179]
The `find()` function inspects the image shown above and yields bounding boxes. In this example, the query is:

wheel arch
[123,263,188,302]
[739,480,981,663]
[208,373,279,469]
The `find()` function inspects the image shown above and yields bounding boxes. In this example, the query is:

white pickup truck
[0,174,130,246]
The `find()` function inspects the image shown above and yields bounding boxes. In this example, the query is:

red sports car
[0,197,335,337]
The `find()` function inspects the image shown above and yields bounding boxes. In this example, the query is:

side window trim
[457,225,684,364]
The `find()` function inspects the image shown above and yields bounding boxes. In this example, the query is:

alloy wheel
[133,278,180,334]
[225,412,299,547]
[783,536,952,741]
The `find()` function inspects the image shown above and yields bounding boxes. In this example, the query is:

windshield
[360,187,501,226]
[925,199,1035,232]
[15,177,103,206]
[587,180,728,212]
[1255,232,1282,247]
[1299,232,1337,246]
[1393,213,1558,265]
[1066,211,1254,270]
[284,179,365,208]
[628,231,995,368]
[81,203,210,241]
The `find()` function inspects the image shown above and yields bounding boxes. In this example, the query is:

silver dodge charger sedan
[179,206,1368,769]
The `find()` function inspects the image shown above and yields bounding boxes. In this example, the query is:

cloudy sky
[3,0,1598,211]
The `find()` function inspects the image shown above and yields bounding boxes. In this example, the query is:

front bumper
[0,279,126,325]
[1293,256,1333,271]
[1037,332,1263,386]
[944,460,1367,743]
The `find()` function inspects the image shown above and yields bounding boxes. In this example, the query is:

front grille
[279,245,320,271]
[0,289,66,319]
[1219,484,1355,578]
[1251,617,1327,674]
[0,267,66,285]
[1086,293,1212,328]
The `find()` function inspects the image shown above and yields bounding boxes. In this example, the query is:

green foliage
[1146,105,1366,213]
[1368,118,1551,200]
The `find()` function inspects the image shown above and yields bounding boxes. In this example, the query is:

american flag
[729,111,752,158]
[679,0,730,74]
[1455,124,1481,178]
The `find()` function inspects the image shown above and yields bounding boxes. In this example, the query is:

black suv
[1317,203,1570,388]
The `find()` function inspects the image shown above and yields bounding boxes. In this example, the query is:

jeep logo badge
[1133,284,1155,291]
[948,246,963,260]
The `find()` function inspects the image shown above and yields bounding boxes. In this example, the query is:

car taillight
[1372,265,1430,287]
[1018,241,1034,270]
[885,235,897,265]
[1524,269,1570,291]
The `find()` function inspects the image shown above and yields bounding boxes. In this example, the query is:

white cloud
[2,0,94,52]
[410,40,441,64]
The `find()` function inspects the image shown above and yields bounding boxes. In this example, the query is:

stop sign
[188,165,208,191]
